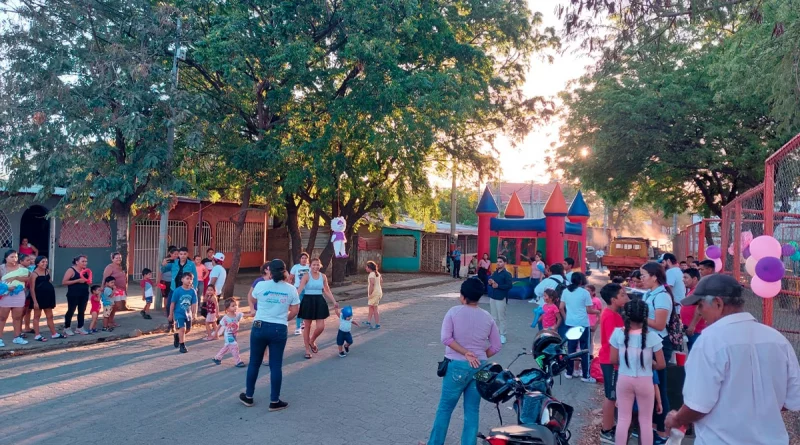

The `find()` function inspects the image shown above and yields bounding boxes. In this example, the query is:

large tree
[0,0,202,268]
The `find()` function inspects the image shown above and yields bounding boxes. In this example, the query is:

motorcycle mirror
[565,326,585,340]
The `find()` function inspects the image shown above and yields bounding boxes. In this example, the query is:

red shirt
[597,308,624,365]
[680,287,706,334]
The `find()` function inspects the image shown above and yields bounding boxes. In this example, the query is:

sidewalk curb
[0,324,169,360]
[336,278,452,302]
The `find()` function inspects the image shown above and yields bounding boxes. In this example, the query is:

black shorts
[601,364,618,400]
[336,330,353,346]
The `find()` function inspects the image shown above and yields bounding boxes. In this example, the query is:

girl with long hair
[365,261,383,328]
[559,272,600,381]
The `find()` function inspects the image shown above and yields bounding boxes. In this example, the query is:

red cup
[675,351,687,367]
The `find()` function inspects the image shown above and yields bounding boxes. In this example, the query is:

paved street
[0,281,599,444]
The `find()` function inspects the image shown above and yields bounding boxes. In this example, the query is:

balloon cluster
[743,236,786,299]
[0,282,8,295]
[704,245,723,272]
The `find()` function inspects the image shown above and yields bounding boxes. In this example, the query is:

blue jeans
[565,325,590,378]
[654,336,673,432]
[246,321,288,402]
[428,360,482,445]
[295,291,305,329]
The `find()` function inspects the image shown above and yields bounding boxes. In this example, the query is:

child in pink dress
[540,288,562,330]
[212,299,245,367]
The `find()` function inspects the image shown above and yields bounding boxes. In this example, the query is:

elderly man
[666,274,800,444]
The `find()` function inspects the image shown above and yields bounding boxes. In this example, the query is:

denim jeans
[295,291,305,330]
[654,336,673,432]
[246,321,288,402]
[428,360,482,445]
[565,325,590,378]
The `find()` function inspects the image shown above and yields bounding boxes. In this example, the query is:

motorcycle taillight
[483,437,509,445]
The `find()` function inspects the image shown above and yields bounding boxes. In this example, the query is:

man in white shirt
[662,252,686,302]
[209,252,228,297]
[666,274,800,444]
[534,263,568,303]
[562,257,575,282]
[289,252,310,335]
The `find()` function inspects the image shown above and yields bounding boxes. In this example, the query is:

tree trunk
[222,186,251,300]
[286,195,302,266]
[305,210,321,254]
[704,221,715,246]
[321,224,356,284]
[111,201,131,310]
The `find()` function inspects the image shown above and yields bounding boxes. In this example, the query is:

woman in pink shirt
[424,278,502,445]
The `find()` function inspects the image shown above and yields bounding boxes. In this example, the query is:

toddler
[102,276,117,330]
[337,306,360,357]
[140,268,154,319]
[89,285,102,332]
[610,299,666,445]
[203,286,219,340]
[212,299,245,367]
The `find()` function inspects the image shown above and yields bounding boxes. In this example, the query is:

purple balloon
[706,245,721,259]
[755,256,785,283]
[782,244,796,257]
[743,246,751,259]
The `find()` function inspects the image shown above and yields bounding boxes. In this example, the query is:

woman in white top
[559,272,599,382]
[241,259,300,411]
[297,258,339,359]
[534,263,568,303]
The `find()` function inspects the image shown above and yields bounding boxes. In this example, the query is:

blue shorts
[175,318,192,330]
[145,296,153,304]
[336,330,353,346]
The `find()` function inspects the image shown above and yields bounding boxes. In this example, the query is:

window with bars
[59,219,112,248]
[216,221,265,252]
[0,211,12,249]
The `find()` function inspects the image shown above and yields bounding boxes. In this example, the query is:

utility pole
[157,17,182,311]
[450,159,457,243]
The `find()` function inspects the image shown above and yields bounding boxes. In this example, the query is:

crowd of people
[424,251,800,445]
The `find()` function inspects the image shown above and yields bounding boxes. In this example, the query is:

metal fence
[132,220,187,280]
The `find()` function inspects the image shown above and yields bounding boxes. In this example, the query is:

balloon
[742,231,754,248]
[749,235,782,260]
[537,263,545,273]
[782,244,796,257]
[755,256,785,282]
[791,241,800,262]
[743,246,751,259]
[0,282,8,294]
[706,245,721,260]
[745,256,759,277]
[750,276,782,299]
[713,257,723,272]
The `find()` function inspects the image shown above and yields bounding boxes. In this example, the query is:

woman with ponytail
[639,262,677,440]
[559,272,600,382]
[610,299,666,444]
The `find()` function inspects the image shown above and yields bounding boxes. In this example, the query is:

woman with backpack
[559,272,600,383]
[639,262,681,443]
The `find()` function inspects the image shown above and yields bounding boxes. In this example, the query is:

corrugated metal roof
[387,216,478,236]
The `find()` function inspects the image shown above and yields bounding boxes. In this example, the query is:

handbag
[437,357,451,377]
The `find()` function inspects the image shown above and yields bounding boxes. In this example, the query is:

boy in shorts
[140,268,154,319]
[102,276,117,331]
[337,306,360,358]
[598,283,629,443]
[169,272,198,353]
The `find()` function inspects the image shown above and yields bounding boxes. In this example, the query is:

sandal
[304,353,312,359]
[34,335,47,342]
[51,333,65,339]
[310,343,319,354]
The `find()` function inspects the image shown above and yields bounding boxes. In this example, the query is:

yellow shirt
[368,272,383,298]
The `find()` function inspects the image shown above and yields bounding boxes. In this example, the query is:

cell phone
[253,321,262,328]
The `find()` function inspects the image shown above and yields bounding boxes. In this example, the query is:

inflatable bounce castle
[476,184,589,298]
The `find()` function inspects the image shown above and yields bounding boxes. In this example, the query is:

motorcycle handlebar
[566,349,590,360]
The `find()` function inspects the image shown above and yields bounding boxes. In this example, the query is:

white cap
[213,252,225,262]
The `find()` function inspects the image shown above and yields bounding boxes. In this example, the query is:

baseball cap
[681,274,743,305]
[213,252,225,262]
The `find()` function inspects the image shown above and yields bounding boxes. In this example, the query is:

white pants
[489,298,507,336]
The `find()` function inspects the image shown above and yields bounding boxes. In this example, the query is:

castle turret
[543,184,568,267]
[475,187,500,259]
[568,190,590,266]
[504,192,525,219]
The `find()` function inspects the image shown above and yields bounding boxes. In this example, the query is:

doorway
[20,205,50,258]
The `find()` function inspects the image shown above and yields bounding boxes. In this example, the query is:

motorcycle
[475,327,589,445]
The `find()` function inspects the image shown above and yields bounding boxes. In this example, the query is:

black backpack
[548,276,568,299]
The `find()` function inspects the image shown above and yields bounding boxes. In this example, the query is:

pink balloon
[750,276,782,299]
[749,235,782,260]
[745,255,759,276]
[713,257,722,272]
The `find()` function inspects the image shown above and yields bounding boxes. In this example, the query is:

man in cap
[666,274,800,444]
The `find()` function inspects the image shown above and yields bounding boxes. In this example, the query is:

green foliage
[434,188,479,226]
[0,1,203,218]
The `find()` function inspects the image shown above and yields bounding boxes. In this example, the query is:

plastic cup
[675,351,687,367]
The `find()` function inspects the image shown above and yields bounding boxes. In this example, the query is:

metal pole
[156,17,182,311]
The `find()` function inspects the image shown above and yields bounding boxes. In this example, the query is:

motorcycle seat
[489,424,557,445]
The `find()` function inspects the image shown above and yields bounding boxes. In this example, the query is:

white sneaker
[63,328,75,336]
[76,328,89,335]
[529,298,538,303]
[294,328,301,335]
[0,339,5,347]
[13,336,28,345]
[564,374,573,379]
[500,335,507,344]
[581,377,597,383]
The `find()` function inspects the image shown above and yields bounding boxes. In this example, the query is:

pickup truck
[603,237,652,280]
